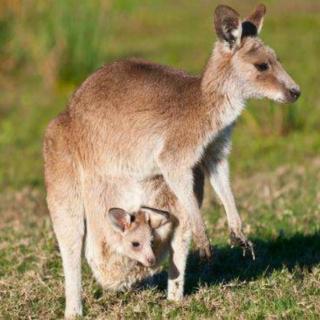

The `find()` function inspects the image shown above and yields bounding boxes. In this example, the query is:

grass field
[0,0,320,319]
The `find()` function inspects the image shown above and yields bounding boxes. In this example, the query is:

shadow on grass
[151,231,320,294]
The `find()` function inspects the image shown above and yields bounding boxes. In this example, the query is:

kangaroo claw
[230,230,255,260]
[198,244,212,261]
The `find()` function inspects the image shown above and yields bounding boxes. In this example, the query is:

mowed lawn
[0,1,320,319]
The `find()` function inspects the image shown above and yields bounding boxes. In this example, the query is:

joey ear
[142,207,170,229]
[108,208,132,233]
[242,4,266,37]
[214,5,242,49]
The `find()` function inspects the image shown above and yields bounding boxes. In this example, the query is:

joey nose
[147,257,156,266]
[289,88,301,101]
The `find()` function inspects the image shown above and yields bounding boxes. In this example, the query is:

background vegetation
[0,0,319,318]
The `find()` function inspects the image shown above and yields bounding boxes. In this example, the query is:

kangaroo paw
[230,230,255,260]
[198,243,212,261]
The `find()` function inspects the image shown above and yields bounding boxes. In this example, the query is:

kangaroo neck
[200,45,245,133]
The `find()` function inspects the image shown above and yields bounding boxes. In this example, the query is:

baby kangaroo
[88,206,173,291]
[44,3,300,318]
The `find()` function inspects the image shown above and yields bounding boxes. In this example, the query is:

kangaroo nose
[289,88,301,101]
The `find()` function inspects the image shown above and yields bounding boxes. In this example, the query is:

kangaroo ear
[242,4,266,37]
[214,5,242,49]
[142,207,170,229]
[108,208,132,233]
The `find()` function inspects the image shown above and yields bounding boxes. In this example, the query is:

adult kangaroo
[44,3,300,318]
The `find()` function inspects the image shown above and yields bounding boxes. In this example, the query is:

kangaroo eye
[132,242,140,248]
[255,63,269,72]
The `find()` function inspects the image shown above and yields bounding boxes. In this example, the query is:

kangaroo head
[107,207,170,267]
[211,4,300,103]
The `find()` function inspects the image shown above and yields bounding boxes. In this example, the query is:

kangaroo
[44,3,300,318]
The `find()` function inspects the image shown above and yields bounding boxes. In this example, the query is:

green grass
[1,160,319,319]
[0,0,320,318]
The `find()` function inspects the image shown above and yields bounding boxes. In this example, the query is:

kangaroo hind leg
[44,116,85,319]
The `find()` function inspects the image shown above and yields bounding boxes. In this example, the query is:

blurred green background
[0,0,319,191]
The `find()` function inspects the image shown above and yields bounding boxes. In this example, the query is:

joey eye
[131,242,140,248]
[254,63,269,72]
